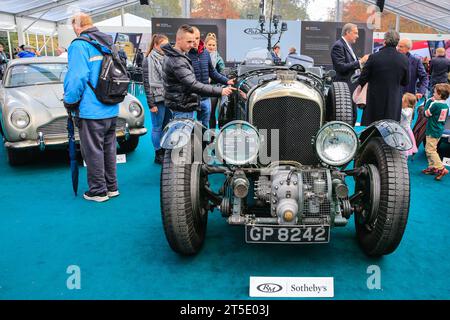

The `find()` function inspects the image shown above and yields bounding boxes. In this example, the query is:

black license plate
[245,225,330,244]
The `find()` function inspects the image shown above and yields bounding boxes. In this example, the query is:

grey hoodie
[143,49,165,106]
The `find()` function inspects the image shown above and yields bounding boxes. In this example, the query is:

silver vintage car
[0,57,147,165]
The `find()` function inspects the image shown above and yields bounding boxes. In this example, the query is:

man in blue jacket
[397,38,429,99]
[188,27,233,128]
[17,45,36,58]
[64,13,119,203]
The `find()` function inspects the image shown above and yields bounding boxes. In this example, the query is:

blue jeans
[150,102,168,151]
[172,111,195,119]
[198,98,211,128]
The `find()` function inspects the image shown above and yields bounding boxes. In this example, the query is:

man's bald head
[71,12,93,36]
[397,38,413,54]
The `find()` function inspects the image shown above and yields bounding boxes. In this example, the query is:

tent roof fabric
[0,0,139,23]
[94,13,151,27]
[362,0,450,32]
[0,0,449,32]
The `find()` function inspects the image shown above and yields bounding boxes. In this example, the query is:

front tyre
[354,137,410,256]
[160,146,208,255]
[117,136,139,153]
[7,148,32,166]
[326,82,354,125]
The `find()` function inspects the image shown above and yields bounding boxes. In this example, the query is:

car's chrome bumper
[4,127,148,149]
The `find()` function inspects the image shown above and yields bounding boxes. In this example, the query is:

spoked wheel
[160,142,209,256]
[354,164,381,231]
[353,137,410,256]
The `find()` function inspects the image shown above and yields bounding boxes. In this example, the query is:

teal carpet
[1,100,449,300]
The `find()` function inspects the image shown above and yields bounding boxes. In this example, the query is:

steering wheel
[289,64,306,72]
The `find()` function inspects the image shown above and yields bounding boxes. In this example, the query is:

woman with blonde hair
[204,33,226,128]
[205,33,225,73]
[143,33,170,164]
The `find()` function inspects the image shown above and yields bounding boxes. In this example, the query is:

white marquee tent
[0,0,448,57]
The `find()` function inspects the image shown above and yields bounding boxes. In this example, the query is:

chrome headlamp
[216,121,260,165]
[129,102,142,117]
[11,109,30,129]
[315,121,358,166]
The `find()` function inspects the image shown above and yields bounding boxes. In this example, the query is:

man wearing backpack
[64,13,122,202]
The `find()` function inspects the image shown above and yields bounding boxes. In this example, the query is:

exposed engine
[255,167,333,225]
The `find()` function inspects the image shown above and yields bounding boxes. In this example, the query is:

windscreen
[5,63,68,87]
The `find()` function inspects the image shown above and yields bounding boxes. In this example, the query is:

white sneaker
[83,192,109,202]
[107,190,120,198]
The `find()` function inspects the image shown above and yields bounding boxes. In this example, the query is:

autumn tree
[273,0,310,21]
[341,0,437,34]
[191,0,240,19]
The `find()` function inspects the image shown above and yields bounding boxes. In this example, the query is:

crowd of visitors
[331,24,450,180]
[2,13,450,201]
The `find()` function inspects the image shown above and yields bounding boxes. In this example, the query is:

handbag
[353,84,368,110]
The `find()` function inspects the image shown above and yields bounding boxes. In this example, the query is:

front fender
[359,120,413,151]
[160,118,204,150]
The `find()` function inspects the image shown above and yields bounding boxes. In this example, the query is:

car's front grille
[252,96,322,165]
[37,117,127,138]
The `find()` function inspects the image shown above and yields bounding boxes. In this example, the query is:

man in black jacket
[430,48,450,89]
[331,23,370,125]
[358,30,409,126]
[161,25,234,120]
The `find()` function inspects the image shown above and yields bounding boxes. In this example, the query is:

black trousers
[347,81,358,126]
[210,97,219,129]
[78,117,118,195]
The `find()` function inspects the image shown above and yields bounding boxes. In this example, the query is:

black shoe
[155,149,165,164]
[83,191,109,202]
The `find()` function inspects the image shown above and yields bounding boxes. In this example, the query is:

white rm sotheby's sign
[443,157,450,167]
[249,277,334,298]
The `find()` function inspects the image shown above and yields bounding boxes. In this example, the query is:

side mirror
[323,69,336,84]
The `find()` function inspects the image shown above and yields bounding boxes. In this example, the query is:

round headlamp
[129,102,142,117]
[315,121,358,166]
[217,121,260,165]
[11,109,30,129]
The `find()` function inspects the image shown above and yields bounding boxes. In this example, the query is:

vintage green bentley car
[159,49,412,258]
